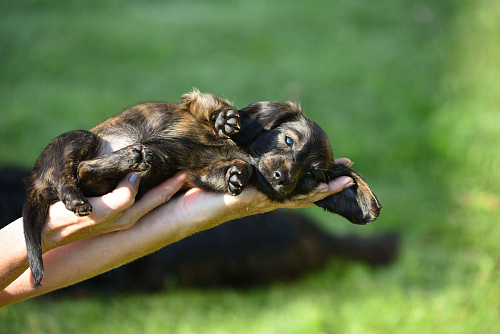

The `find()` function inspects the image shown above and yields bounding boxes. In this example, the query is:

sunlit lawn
[1,0,499,333]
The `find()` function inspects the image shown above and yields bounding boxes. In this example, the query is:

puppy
[23,90,381,286]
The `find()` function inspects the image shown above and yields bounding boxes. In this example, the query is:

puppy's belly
[97,134,136,155]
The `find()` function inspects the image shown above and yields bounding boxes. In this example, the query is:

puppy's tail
[22,190,49,287]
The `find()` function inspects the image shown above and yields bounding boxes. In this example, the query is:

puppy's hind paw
[129,144,154,171]
[213,108,240,139]
[64,197,92,216]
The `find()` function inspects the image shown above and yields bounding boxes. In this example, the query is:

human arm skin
[0,159,354,307]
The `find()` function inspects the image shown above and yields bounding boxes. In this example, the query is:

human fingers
[219,174,355,216]
[46,171,186,238]
[183,171,356,219]
[279,175,355,209]
[99,161,354,225]
[335,157,353,167]
[139,164,357,236]
[88,173,142,222]
[121,171,188,223]
[143,185,269,234]
[43,173,144,250]
[284,158,354,207]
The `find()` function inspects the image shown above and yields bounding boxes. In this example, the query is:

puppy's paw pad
[64,198,92,216]
[130,144,154,171]
[214,109,240,139]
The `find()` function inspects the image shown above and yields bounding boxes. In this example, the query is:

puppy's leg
[77,144,154,196]
[191,159,252,195]
[181,90,240,139]
[24,130,100,286]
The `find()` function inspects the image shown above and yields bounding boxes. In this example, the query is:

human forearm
[0,218,30,290]
[0,211,188,306]
[0,173,144,292]
[0,172,188,306]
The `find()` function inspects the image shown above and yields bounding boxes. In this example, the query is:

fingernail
[346,161,354,167]
[129,173,141,187]
[343,181,355,190]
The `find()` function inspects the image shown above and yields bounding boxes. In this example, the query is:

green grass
[1,0,499,333]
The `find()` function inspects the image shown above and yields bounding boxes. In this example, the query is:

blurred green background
[1,0,499,333]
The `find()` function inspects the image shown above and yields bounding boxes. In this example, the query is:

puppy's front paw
[226,162,251,196]
[63,195,92,216]
[213,108,240,139]
[129,144,154,171]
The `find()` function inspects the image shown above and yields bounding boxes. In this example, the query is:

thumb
[97,173,141,213]
[128,172,141,189]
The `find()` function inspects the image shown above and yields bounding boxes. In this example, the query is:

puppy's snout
[273,167,287,185]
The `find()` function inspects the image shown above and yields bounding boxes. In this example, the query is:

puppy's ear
[315,164,382,225]
[181,89,234,116]
[239,101,303,130]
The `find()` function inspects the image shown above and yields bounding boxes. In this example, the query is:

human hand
[140,158,355,236]
[41,171,188,253]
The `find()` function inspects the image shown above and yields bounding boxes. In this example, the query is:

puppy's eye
[306,171,315,179]
[285,136,294,147]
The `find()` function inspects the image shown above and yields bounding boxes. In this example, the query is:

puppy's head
[240,101,381,225]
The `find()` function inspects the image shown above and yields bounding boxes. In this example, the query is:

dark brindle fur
[23,90,381,286]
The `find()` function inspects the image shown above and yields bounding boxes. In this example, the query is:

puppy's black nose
[273,168,287,185]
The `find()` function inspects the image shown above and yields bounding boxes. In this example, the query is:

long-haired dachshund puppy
[23,90,382,286]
